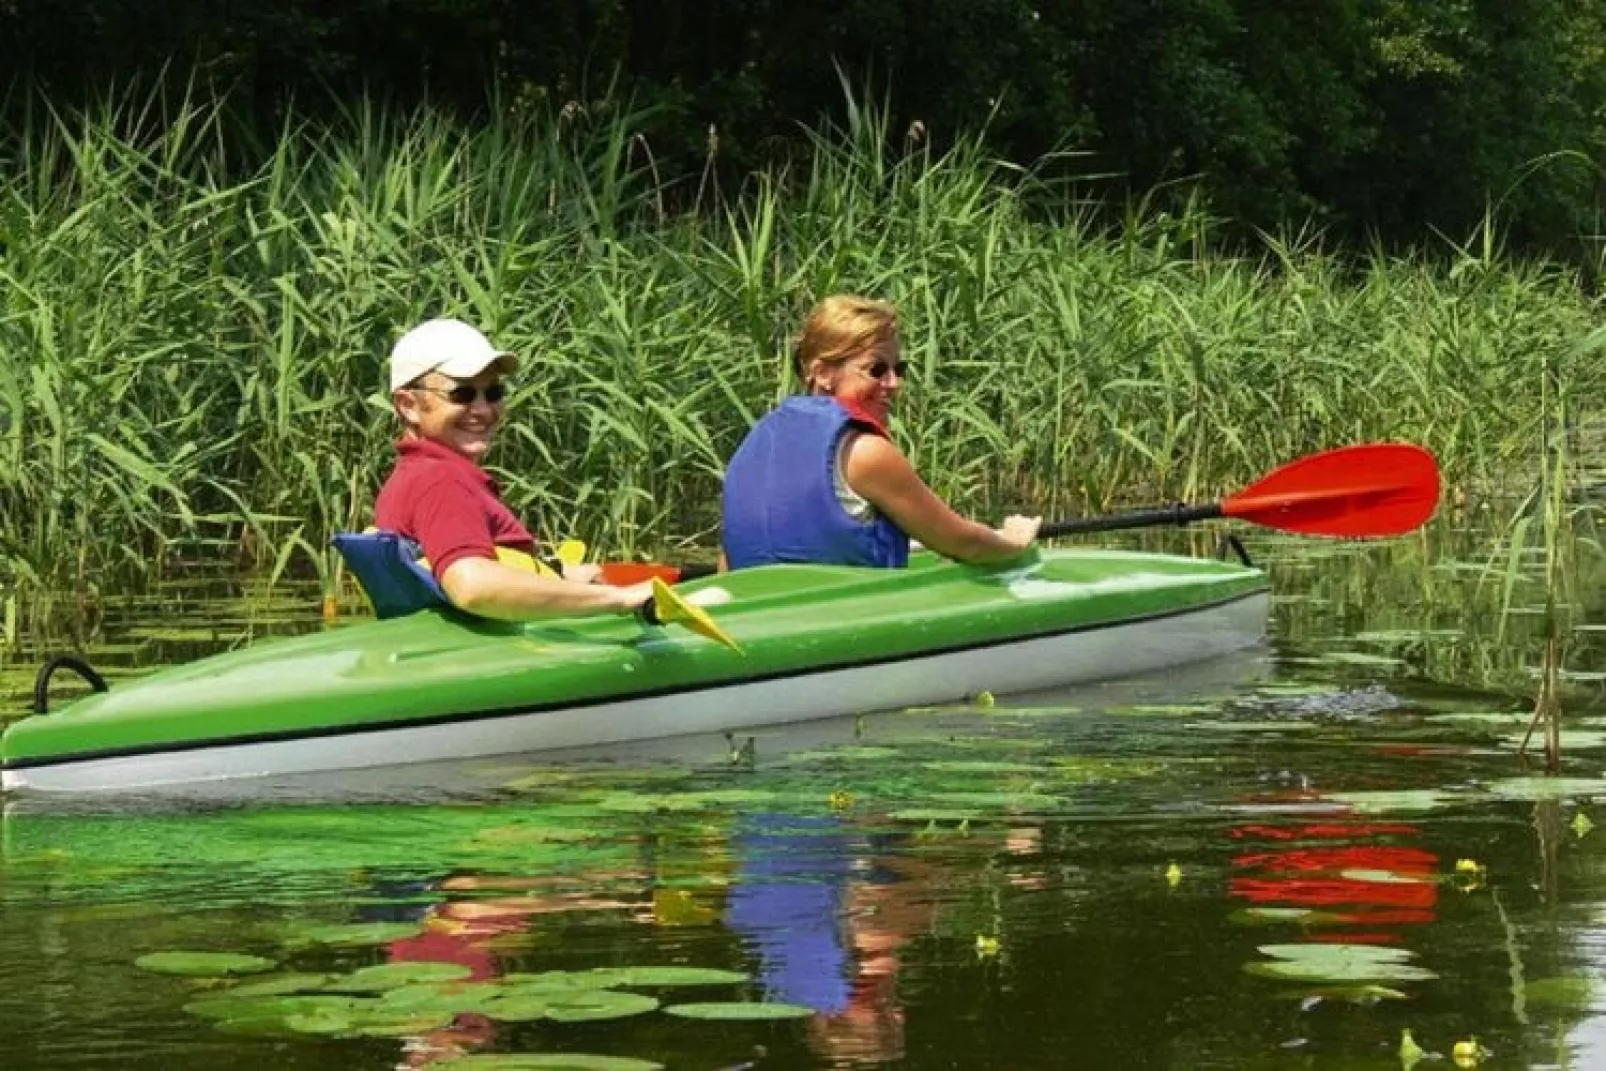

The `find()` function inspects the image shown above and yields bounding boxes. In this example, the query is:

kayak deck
[2,548,1268,792]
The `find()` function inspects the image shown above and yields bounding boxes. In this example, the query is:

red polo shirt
[373,438,536,580]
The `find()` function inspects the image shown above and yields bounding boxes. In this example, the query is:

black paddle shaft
[638,598,664,627]
[1041,502,1224,538]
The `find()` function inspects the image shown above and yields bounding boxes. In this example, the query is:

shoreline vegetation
[1,91,1603,651]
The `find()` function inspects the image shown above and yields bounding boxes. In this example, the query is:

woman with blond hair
[721,295,1039,569]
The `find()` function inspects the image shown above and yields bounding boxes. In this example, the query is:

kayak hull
[2,549,1269,793]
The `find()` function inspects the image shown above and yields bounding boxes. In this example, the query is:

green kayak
[1,548,1267,793]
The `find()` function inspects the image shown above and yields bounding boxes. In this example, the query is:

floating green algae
[135,951,277,977]
[593,789,788,813]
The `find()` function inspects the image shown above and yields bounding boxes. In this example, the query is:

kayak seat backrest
[331,531,450,619]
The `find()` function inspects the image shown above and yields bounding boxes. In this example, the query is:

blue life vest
[331,531,448,618]
[722,395,911,569]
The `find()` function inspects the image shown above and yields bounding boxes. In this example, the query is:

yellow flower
[1165,863,1183,887]
[1452,1037,1486,1067]
[975,934,1000,957]
[828,790,854,811]
[1454,858,1484,874]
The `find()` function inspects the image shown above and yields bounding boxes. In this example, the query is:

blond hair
[793,295,899,389]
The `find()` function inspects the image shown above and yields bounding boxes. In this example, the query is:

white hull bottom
[4,593,1267,793]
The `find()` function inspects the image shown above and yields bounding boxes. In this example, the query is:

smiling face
[810,338,904,425]
[795,296,904,426]
[394,368,506,462]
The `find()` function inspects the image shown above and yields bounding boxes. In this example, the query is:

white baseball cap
[389,318,518,391]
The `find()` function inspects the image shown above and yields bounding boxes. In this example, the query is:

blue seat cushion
[331,531,449,619]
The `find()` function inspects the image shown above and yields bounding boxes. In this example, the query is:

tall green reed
[1,82,1603,644]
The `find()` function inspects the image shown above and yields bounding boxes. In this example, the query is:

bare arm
[441,557,652,622]
[844,434,1039,564]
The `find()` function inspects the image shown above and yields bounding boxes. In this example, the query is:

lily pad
[349,1011,460,1037]
[663,1001,816,1020]
[1325,789,1459,814]
[377,981,504,1015]
[541,990,660,1022]
[582,966,750,988]
[325,961,474,993]
[136,951,278,977]
[1485,777,1606,801]
[286,921,425,947]
[482,994,558,1021]
[1246,943,1437,983]
[500,971,622,993]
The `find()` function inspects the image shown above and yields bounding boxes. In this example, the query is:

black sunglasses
[856,359,908,382]
[413,381,507,405]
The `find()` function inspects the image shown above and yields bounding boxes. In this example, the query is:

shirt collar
[396,437,497,489]
[833,397,890,437]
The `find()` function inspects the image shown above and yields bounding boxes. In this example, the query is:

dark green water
[4,527,1606,1069]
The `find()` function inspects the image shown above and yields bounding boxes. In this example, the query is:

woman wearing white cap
[374,318,654,621]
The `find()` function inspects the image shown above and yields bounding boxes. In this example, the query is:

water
[3,528,1606,1069]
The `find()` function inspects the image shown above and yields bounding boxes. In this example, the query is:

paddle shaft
[1041,502,1223,538]
[615,442,1438,578]
[648,504,1224,576]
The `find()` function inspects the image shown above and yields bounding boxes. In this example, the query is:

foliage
[2,2,1606,248]
[0,88,1601,640]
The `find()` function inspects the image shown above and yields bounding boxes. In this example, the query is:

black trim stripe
[5,586,1267,772]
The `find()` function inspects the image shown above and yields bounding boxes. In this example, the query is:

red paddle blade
[1222,443,1441,537]
[599,563,684,586]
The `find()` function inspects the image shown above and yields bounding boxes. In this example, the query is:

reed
[1,85,1603,640]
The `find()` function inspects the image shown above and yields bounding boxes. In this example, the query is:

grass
[0,83,1603,642]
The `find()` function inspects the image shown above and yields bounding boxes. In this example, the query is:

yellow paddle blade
[649,577,743,654]
[555,540,587,568]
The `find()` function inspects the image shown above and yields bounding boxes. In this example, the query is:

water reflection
[8,516,1606,1067]
[1231,821,1441,935]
